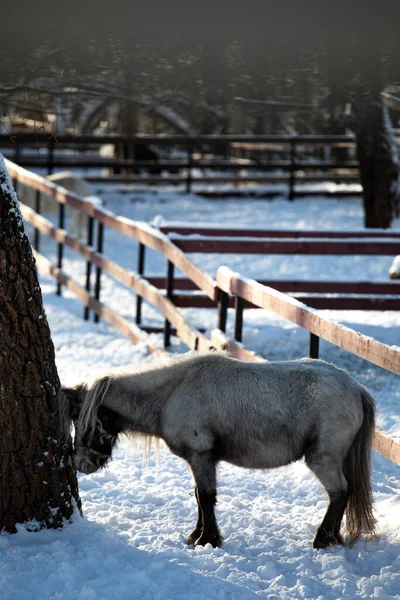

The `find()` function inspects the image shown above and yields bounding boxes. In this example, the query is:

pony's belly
[217,438,300,469]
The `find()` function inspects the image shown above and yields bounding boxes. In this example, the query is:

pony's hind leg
[187,451,222,548]
[306,452,348,549]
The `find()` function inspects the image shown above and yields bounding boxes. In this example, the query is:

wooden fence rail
[0,133,361,145]
[216,266,400,374]
[171,237,400,256]
[159,225,400,239]
[2,157,360,172]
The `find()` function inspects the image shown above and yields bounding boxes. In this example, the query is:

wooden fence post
[113,142,121,175]
[288,137,296,200]
[135,242,146,325]
[56,203,65,296]
[234,296,245,342]
[164,260,175,347]
[33,189,41,251]
[309,333,320,359]
[94,222,104,323]
[84,216,94,321]
[218,291,229,332]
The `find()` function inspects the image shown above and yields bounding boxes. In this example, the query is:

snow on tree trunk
[0,155,81,533]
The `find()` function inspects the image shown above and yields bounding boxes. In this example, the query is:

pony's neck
[103,360,186,437]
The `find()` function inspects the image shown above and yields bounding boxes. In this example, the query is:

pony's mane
[77,375,114,437]
[58,388,74,438]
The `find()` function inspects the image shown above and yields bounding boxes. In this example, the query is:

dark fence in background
[1,132,366,198]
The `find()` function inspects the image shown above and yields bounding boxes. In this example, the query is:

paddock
[5,155,400,594]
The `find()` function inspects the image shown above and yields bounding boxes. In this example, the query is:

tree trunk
[353,93,400,228]
[351,38,400,228]
[0,156,81,533]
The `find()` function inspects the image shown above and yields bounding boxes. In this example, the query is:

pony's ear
[61,385,86,420]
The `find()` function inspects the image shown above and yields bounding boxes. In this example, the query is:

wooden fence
[158,224,400,313]
[6,158,215,352]
[5,158,400,467]
[0,132,364,198]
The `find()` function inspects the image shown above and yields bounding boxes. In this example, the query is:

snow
[2,184,400,599]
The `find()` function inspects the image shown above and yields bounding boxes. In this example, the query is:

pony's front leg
[187,452,222,548]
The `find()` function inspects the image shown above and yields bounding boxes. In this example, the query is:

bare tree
[0,156,81,533]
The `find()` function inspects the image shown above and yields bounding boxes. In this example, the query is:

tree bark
[0,156,81,533]
[353,93,400,228]
[351,38,400,228]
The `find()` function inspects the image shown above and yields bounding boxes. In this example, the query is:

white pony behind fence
[18,171,103,240]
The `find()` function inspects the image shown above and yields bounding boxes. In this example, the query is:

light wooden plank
[217,269,400,375]
[373,429,400,465]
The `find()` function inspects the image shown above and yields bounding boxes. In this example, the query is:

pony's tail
[344,389,376,543]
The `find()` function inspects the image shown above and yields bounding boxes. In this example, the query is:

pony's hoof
[187,529,202,545]
[313,530,339,549]
[194,532,222,548]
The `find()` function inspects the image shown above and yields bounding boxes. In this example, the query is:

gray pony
[61,352,376,549]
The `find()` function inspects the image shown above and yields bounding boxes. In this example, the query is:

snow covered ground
[1,186,400,599]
